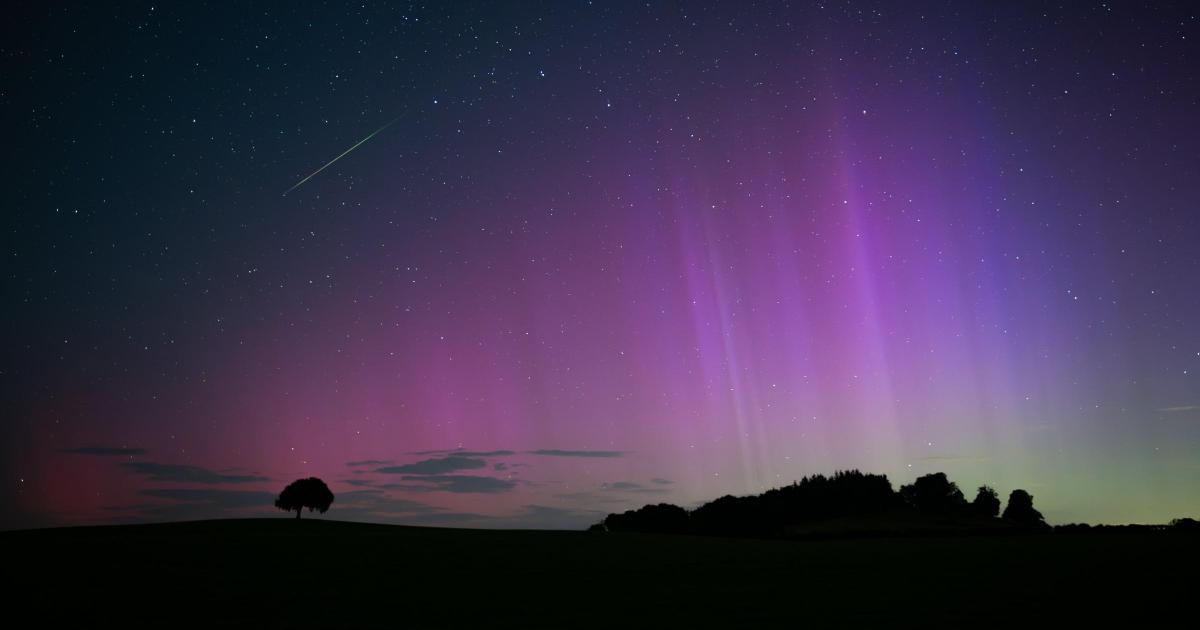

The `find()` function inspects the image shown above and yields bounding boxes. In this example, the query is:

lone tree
[275,477,334,519]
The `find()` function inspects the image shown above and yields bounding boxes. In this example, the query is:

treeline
[592,470,1049,537]
[1055,518,1200,534]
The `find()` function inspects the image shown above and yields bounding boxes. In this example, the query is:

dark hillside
[7,519,1197,627]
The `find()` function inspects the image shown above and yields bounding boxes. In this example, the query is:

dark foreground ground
[6,519,1197,627]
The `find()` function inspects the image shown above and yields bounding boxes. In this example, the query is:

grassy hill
[6,518,1197,627]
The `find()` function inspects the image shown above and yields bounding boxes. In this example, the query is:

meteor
[283,115,403,195]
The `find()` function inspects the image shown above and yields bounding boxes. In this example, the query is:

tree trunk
[296,508,301,519]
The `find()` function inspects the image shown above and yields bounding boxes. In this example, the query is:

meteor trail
[283,115,403,195]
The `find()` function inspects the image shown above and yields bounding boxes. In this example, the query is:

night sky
[3,2,1198,531]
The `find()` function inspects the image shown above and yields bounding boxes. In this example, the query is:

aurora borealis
[3,2,1198,531]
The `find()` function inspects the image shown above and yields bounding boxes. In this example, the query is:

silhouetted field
[6,519,1196,627]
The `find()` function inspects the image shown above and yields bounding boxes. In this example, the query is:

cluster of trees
[593,470,1048,537]
[896,471,1044,525]
[1055,518,1200,534]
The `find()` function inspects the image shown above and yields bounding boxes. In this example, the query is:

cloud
[496,504,607,529]
[384,504,604,529]
[399,512,495,526]
[550,490,628,504]
[376,456,488,475]
[336,489,440,511]
[61,446,147,456]
[97,488,278,522]
[352,449,619,474]
[324,490,494,526]
[410,449,516,457]
[1159,405,1200,413]
[114,487,448,525]
[651,478,672,485]
[340,478,377,487]
[528,449,624,458]
[601,480,670,494]
[329,489,444,521]
[383,475,517,494]
[346,459,393,467]
[140,488,276,508]
[121,462,269,484]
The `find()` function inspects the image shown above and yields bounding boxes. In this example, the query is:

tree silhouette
[604,503,689,534]
[899,472,967,514]
[1001,489,1046,527]
[1170,517,1199,532]
[275,477,334,519]
[593,470,1060,538]
[971,485,1001,518]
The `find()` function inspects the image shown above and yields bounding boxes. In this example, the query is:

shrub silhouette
[899,472,967,514]
[275,477,334,519]
[1001,489,1046,527]
[1169,517,1199,532]
[604,503,689,534]
[971,485,1001,518]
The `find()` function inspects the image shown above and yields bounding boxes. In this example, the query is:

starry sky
[3,2,1198,531]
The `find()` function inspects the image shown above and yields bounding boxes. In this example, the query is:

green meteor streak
[283,115,403,195]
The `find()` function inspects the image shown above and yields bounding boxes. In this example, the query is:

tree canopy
[899,472,967,514]
[275,477,334,519]
[972,486,1002,518]
[1001,489,1046,528]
